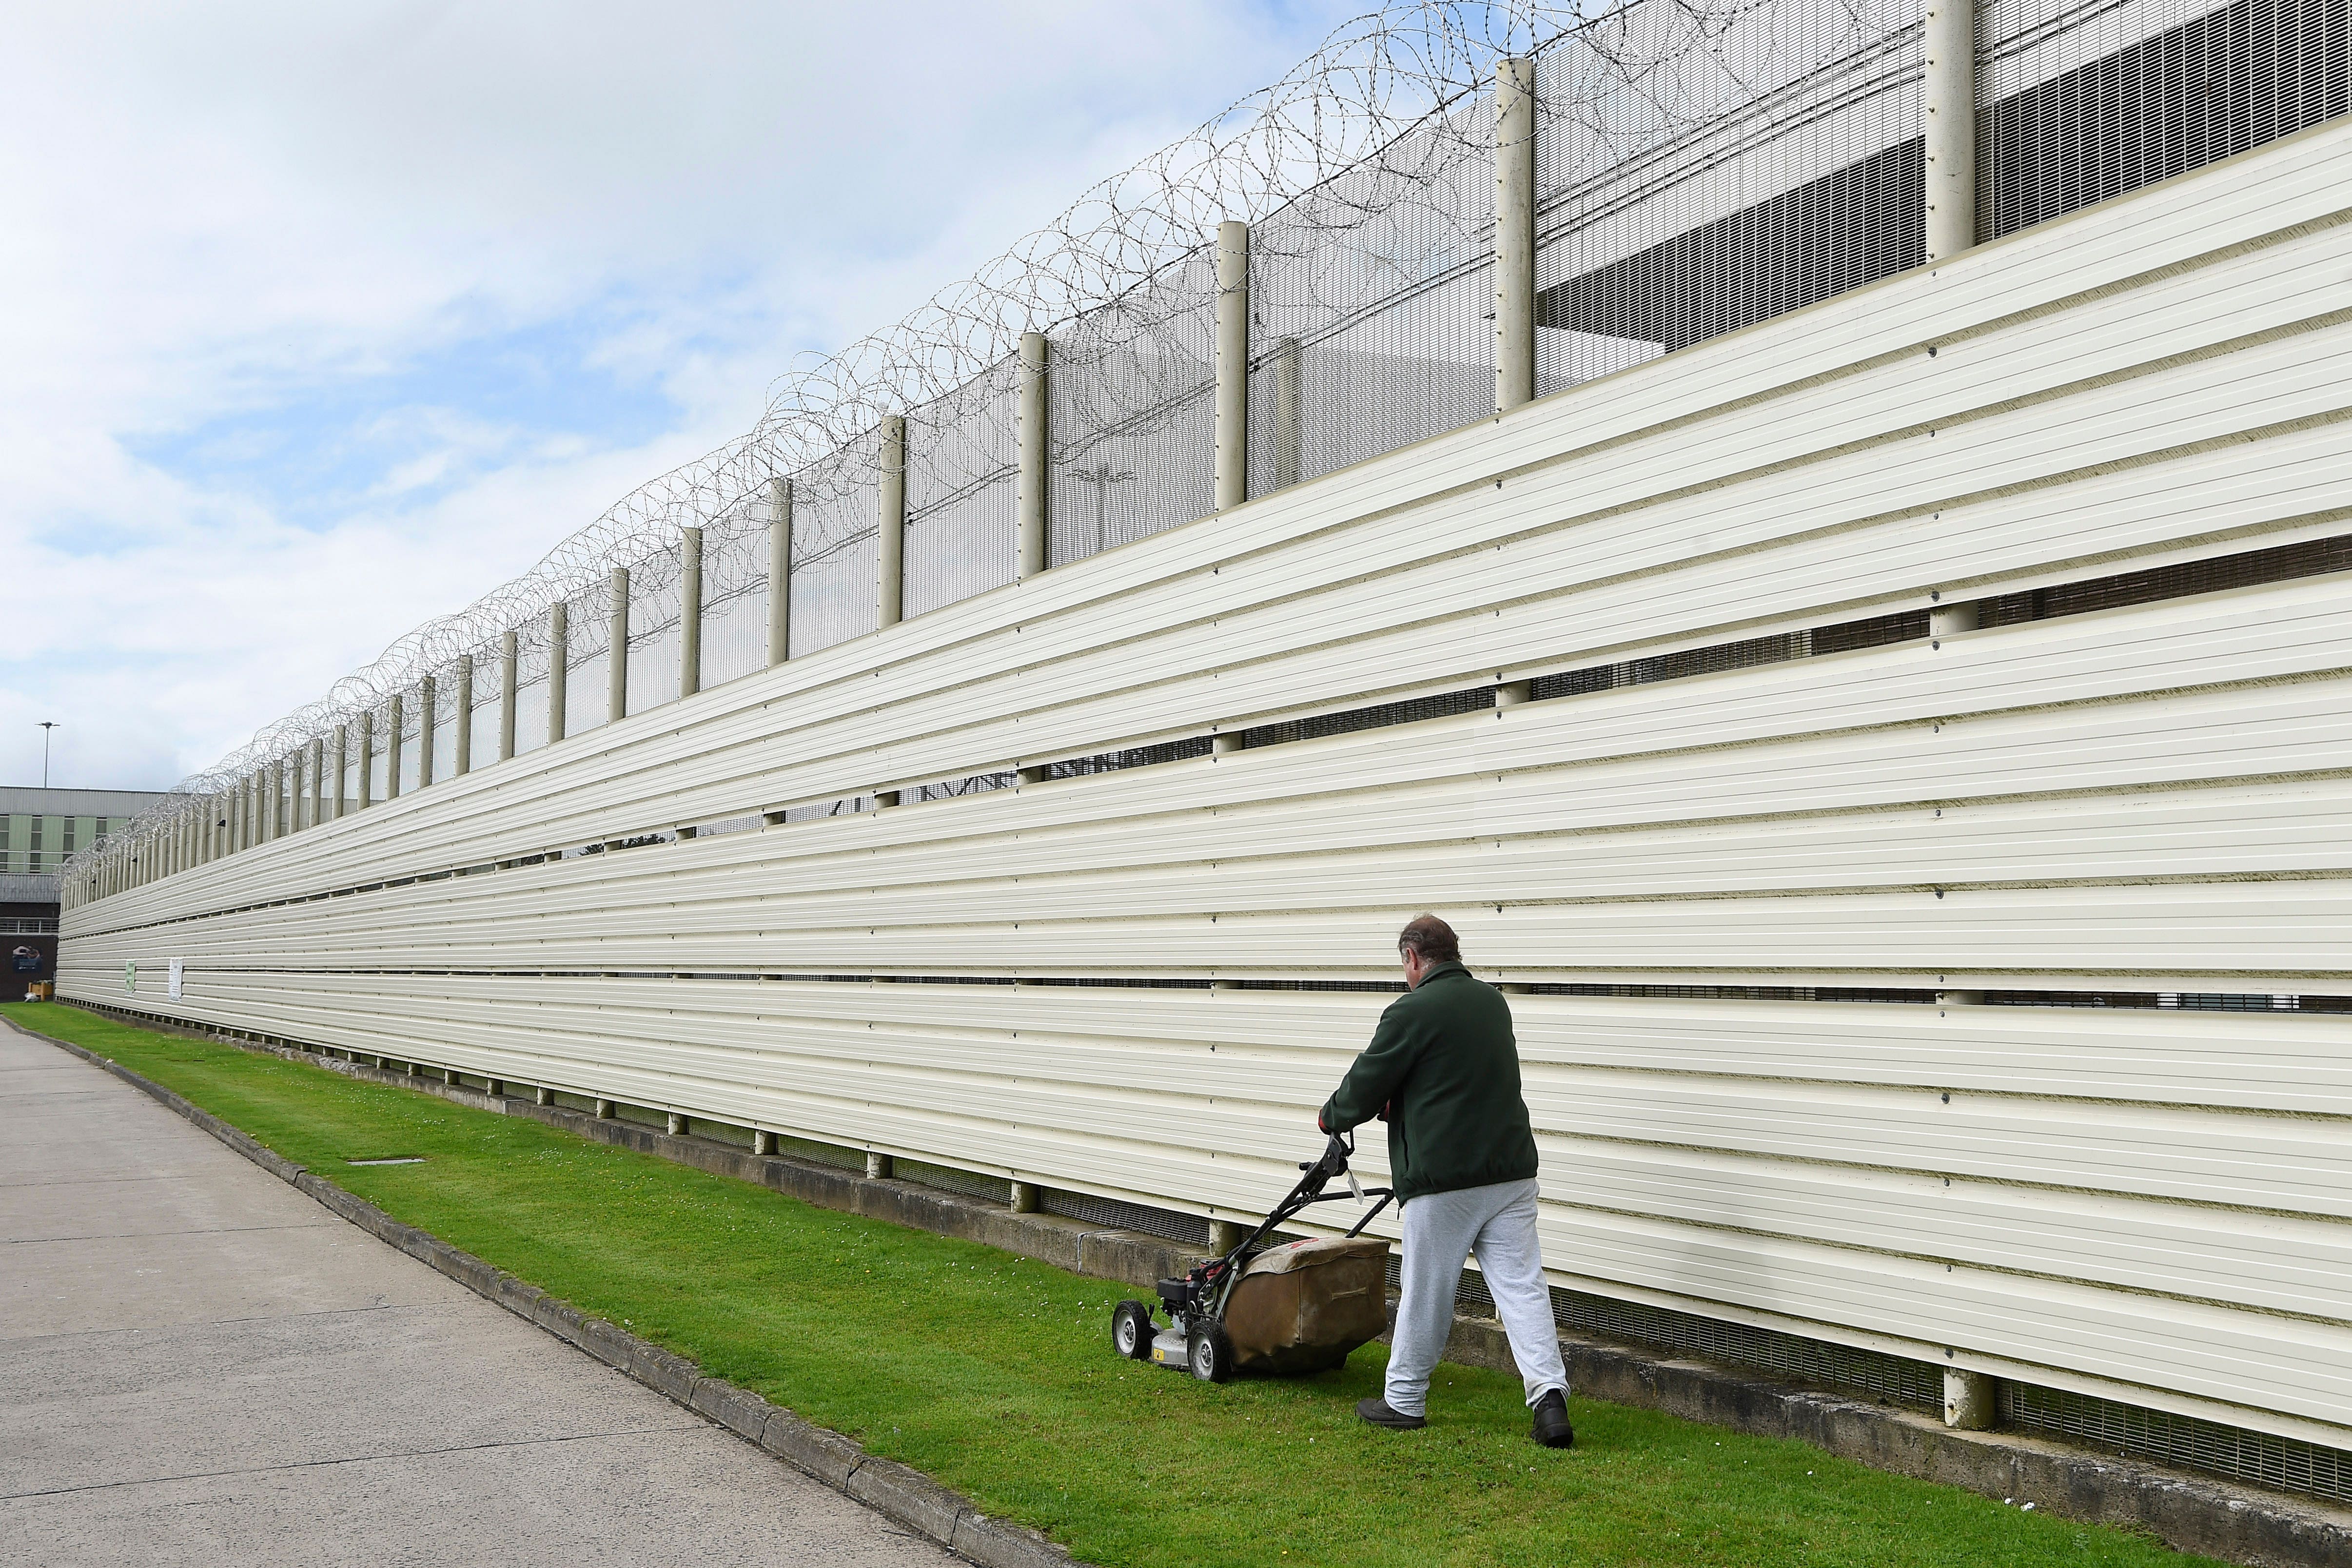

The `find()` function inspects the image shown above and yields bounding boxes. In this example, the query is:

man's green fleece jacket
[1316,961,1540,1201]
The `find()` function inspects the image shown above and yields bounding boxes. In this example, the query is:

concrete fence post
[535,1085,552,1106]
[1271,335,1302,490]
[1210,1219,1247,1254]
[666,1112,688,1137]
[1930,592,1980,640]
[1944,1368,1999,1429]
[332,725,348,821]
[878,415,906,629]
[1011,1181,1040,1214]
[356,710,373,811]
[548,602,569,745]
[1215,219,1250,510]
[679,526,703,698]
[1017,331,1049,577]
[452,655,473,778]
[416,675,437,788]
[388,691,412,804]
[389,692,407,802]
[1495,55,1537,413]
[594,1098,615,1120]
[497,630,519,762]
[1924,0,1978,264]
[866,1152,894,1180]
[767,478,792,666]
[310,736,326,826]
[608,568,630,724]
[1496,680,1533,707]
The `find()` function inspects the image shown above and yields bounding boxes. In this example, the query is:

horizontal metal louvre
[53,126,2352,1475]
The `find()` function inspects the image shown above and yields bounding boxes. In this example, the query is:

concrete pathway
[0,1020,954,1568]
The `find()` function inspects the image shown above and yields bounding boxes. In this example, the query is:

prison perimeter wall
[57,107,2352,1487]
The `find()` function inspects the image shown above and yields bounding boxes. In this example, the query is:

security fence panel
[1978,0,2351,240]
[1248,93,1495,494]
[564,583,611,738]
[469,658,502,768]
[1532,0,1923,389]
[904,356,1018,617]
[1048,248,1217,567]
[511,616,552,758]
[788,432,882,658]
[700,509,772,687]
[627,546,684,714]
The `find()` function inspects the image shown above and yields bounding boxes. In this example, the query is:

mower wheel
[1188,1320,1235,1383]
[1111,1300,1155,1360]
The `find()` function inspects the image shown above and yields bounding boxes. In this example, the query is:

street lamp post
[39,723,57,787]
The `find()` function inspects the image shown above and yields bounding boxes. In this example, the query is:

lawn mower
[1110,1130,1394,1382]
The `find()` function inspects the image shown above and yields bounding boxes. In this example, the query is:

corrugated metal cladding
[58,121,2352,1453]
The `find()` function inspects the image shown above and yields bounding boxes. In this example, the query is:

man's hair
[1396,913,1461,964]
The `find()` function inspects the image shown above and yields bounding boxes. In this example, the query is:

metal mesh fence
[1248,95,1495,494]
[393,697,420,798]
[701,503,772,688]
[470,662,502,766]
[790,434,881,657]
[78,0,2352,907]
[627,547,684,715]
[427,677,457,786]
[905,355,1019,616]
[1533,0,1923,386]
[511,614,551,757]
[2003,1382,2352,1504]
[1978,0,2350,241]
[1048,247,1218,567]
[898,1157,1015,1205]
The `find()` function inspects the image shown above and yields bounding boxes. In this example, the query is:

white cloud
[0,0,1359,790]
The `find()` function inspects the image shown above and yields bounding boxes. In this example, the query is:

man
[1318,914,1573,1447]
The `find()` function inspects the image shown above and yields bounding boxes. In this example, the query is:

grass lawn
[4,1002,2213,1568]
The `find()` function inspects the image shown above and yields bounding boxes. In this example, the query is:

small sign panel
[168,958,185,1002]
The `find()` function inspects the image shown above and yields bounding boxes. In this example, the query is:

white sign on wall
[168,959,185,1002]
[123,960,136,995]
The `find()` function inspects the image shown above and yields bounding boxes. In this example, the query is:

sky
[0,0,1365,792]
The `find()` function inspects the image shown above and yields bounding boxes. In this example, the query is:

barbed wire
[77,0,1917,882]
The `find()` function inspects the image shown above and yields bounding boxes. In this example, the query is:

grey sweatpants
[1386,1176,1569,1416]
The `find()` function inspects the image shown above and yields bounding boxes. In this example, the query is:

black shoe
[1531,1389,1575,1448]
[1357,1396,1427,1430]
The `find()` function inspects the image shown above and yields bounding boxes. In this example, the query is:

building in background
[2,786,169,1000]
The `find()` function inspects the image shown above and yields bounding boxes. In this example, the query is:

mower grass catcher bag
[1220,1235,1390,1374]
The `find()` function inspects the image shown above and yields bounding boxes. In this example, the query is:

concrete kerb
[23,1005,2352,1568]
[6,1017,1084,1568]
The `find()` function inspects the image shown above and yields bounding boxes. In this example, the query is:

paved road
[0,1020,954,1568]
